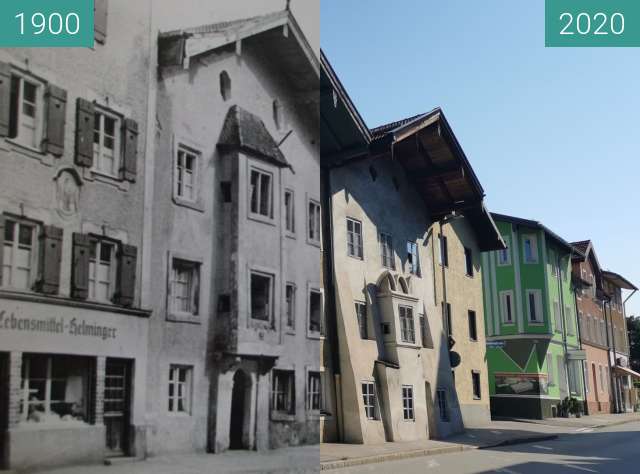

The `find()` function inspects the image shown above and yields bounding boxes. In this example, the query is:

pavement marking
[532,445,553,450]
[564,464,598,473]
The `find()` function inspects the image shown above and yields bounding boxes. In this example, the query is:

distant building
[482,214,585,419]
[320,53,504,444]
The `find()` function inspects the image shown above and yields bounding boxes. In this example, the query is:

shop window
[170,258,200,316]
[2,217,38,290]
[249,168,273,219]
[168,365,192,414]
[307,371,321,411]
[20,354,91,425]
[362,381,377,420]
[93,107,122,178]
[272,370,295,414]
[174,144,199,202]
[250,271,273,321]
[402,385,414,420]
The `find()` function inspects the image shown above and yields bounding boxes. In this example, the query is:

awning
[614,365,640,379]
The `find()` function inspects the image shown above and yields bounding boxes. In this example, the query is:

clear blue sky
[321,0,640,316]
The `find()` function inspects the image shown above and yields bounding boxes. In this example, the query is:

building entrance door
[104,359,131,456]
[229,370,249,449]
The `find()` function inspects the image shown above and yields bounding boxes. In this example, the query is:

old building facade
[482,214,585,419]
[320,53,504,444]
[0,1,153,470]
[150,11,320,455]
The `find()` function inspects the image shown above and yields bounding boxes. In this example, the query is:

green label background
[0,0,93,47]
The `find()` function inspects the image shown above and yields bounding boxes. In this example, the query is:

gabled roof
[571,240,591,257]
[602,270,638,291]
[490,213,575,254]
[158,10,318,92]
[217,105,290,168]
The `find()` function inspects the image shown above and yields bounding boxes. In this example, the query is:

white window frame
[250,271,274,322]
[272,369,295,415]
[361,381,377,420]
[379,232,394,269]
[398,305,415,344]
[92,106,122,178]
[9,70,45,151]
[168,365,193,415]
[89,238,117,304]
[402,385,415,421]
[526,289,543,324]
[407,240,419,275]
[170,258,201,317]
[284,189,295,235]
[522,234,538,264]
[307,199,321,246]
[307,370,321,412]
[499,290,515,325]
[249,166,274,220]
[173,144,200,203]
[346,217,363,259]
[355,301,368,340]
[2,216,39,291]
[497,235,511,266]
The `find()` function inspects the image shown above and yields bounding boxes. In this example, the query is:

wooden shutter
[0,62,11,137]
[71,233,91,299]
[45,85,67,156]
[122,118,138,182]
[115,244,137,307]
[75,98,95,167]
[37,226,63,295]
[0,215,5,287]
[94,0,109,44]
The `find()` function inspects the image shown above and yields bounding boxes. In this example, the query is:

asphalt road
[336,421,640,474]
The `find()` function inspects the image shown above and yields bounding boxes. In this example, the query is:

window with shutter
[75,99,95,167]
[2,216,38,291]
[44,85,67,156]
[36,225,63,295]
[71,233,91,299]
[122,118,138,182]
[115,244,137,307]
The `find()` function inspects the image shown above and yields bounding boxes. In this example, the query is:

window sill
[84,168,130,192]
[395,342,421,350]
[166,411,192,418]
[167,312,201,324]
[307,238,321,248]
[528,322,545,327]
[285,231,296,240]
[4,138,53,166]
[248,212,276,227]
[307,331,322,340]
[270,412,296,422]
[12,420,94,432]
[347,254,364,261]
[285,328,296,335]
[172,195,204,213]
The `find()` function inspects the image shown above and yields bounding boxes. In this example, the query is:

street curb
[320,444,472,471]
[589,417,640,430]
[478,435,558,449]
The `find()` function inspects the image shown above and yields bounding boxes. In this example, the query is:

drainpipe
[623,290,637,356]
[439,220,448,337]
[573,277,588,410]
[556,253,571,399]
[604,300,618,413]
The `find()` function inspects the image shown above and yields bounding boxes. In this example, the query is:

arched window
[220,71,231,101]
[398,277,409,294]
[273,99,282,129]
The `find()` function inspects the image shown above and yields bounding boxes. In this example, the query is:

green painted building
[481,213,586,419]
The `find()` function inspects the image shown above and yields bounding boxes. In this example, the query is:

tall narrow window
[250,272,272,321]
[472,371,481,399]
[497,236,511,266]
[402,385,415,420]
[464,247,473,277]
[171,258,200,316]
[250,169,273,218]
[438,234,448,267]
[355,302,367,339]
[174,145,199,202]
[273,99,282,130]
[347,218,363,259]
[284,190,295,233]
[500,291,514,324]
[168,365,193,414]
[436,389,449,421]
[468,310,478,341]
[407,241,419,274]
[9,73,43,149]
[272,370,295,414]
[308,200,321,244]
[399,305,415,343]
[362,382,377,420]
[379,232,394,269]
[89,239,116,303]
[523,235,538,263]
[2,218,37,290]
[419,314,429,347]
[285,283,296,330]
[307,372,321,411]
[93,108,121,177]
[309,289,322,335]
[443,303,452,336]
[219,71,231,100]
[527,290,542,323]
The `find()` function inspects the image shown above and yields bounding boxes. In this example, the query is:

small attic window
[273,99,282,130]
[220,71,231,101]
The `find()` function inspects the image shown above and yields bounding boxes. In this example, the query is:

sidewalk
[320,413,640,470]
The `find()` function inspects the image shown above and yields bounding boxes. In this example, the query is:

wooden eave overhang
[602,270,638,291]
[370,109,505,252]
